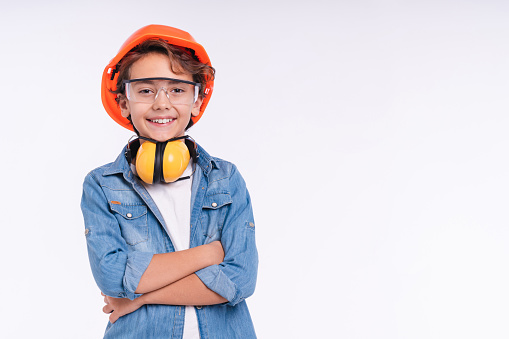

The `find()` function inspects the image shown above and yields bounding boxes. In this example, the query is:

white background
[1,0,509,338]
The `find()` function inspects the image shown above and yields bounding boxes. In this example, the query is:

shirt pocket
[109,202,148,246]
[201,192,232,241]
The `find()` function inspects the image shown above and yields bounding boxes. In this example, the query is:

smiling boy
[81,25,258,338]
[119,53,202,141]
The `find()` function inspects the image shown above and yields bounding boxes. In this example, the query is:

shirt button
[84,229,89,235]
[211,202,217,207]
[249,222,255,227]
[196,306,202,309]
[126,213,132,218]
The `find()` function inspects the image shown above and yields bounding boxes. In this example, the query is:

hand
[208,240,225,265]
[102,292,144,324]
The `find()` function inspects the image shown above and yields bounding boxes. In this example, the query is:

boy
[81,25,258,338]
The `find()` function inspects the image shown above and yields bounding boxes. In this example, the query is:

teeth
[151,118,173,124]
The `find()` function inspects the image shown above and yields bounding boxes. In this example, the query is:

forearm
[136,242,221,294]
[139,274,228,306]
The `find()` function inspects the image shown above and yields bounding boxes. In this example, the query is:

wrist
[137,293,149,306]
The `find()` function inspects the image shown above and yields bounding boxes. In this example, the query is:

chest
[102,174,233,252]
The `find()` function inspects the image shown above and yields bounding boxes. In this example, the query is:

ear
[191,97,203,117]
[118,95,131,118]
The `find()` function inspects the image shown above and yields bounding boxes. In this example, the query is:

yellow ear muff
[134,139,191,184]
[162,140,190,183]
[135,141,156,184]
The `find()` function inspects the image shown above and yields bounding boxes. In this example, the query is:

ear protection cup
[161,141,191,183]
[126,136,197,184]
[135,141,157,184]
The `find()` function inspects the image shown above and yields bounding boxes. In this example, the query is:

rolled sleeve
[195,165,258,306]
[195,265,238,303]
[81,172,154,300]
[123,251,154,298]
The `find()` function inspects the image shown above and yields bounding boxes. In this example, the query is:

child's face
[119,53,202,142]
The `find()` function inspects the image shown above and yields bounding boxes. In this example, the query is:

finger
[109,313,119,324]
[102,304,113,314]
[104,296,109,304]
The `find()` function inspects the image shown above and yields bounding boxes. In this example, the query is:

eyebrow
[131,80,156,86]
[124,77,198,86]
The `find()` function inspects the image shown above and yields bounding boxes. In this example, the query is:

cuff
[123,251,154,300]
[195,265,239,305]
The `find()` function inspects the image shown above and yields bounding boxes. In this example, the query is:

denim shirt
[81,143,258,338]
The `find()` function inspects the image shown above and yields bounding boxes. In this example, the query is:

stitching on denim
[202,192,232,210]
[119,216,148,246]
[203,203,229,239]
[109,204,147,218]
[108,205,148,245]
[203,202,231,210]
[204,191,230,197]
[101,185,135,192]
[218,205,228,232]
[201,212,217,239]
[171,306,178,338]
[109,202,146,208]
[201,305,210,339]
[208,175,229,184]
[230,284,240,306]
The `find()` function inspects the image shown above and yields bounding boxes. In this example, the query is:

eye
[138,88,156,95]
[170,87,185,94]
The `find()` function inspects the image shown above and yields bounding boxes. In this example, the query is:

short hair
[112,39,215,130]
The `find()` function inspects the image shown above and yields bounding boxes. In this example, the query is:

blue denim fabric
[81,143,258,338]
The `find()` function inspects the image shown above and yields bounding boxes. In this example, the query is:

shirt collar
[195,143,218,176]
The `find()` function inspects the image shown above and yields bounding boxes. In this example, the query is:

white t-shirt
[136,161,200,339]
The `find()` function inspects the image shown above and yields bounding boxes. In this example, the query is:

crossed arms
[81,166,258,324]
[102,242,227,323]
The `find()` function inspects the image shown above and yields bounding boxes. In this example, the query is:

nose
[153,87,173,109]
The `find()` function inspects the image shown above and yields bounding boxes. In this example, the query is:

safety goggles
[124,77,201,105]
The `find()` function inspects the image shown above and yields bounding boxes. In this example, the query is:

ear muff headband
[153,141,164,184]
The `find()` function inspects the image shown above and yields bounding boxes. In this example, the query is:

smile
[149,118,174,124]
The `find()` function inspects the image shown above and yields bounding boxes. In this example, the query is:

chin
[153,133,182,142]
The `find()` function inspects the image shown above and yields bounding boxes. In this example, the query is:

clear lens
[125,78,199,105]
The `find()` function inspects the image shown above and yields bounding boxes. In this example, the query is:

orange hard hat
[101,25,214,131]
